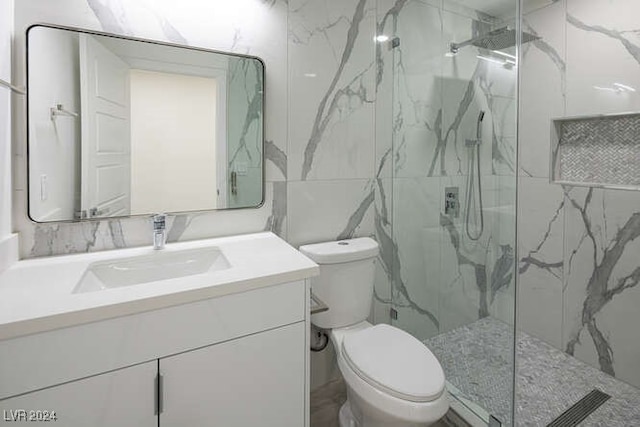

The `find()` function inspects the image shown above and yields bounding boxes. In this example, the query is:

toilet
[300,238,449,427]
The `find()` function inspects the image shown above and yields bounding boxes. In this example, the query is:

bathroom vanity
[0,232,318,427]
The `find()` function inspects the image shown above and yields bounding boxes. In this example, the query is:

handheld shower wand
[476,111,485,140]
[465,111,485,241]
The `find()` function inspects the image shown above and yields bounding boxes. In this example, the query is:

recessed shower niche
[551,112,640,189]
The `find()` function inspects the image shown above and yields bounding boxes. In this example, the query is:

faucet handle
[152,214,167,250]
[152,213,166,230]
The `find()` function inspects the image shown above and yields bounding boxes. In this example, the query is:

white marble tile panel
[372,177,392,324]
[288,0,376,181]
[287,179,375,248]
[493,136,516,176]
[437,174,515,329]
[438,175,496,332]
[374,0,398,180]
[519,0,565,178]
[442,0,504,24]
[20,181,286,258]
[518,177,564,275]
[391,299,440,341]
[392,0,443,178]
[441,12,517,178]
[566,0,640,116]
[517,177,565,348]
[523,0,561,15]
[491,96,516,139]
[391,176,442,340]
[485,175,516,324]
[562,186,640,387]
[592,282,640,388]
[518,266,564,348]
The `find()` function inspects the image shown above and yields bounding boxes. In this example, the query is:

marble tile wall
[518,0,640,389]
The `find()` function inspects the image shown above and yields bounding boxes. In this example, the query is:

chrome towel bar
[0,77,26,95]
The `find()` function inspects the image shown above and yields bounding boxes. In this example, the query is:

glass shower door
[382,0,519,424]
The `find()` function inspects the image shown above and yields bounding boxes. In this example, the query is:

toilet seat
[341,324,445,403]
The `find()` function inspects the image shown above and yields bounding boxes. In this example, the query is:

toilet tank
[299,238,379,329]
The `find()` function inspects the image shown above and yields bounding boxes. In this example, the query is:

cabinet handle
[155,373,164,415]
[231,171,238,196]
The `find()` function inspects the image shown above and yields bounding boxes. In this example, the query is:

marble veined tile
[518,178,564,279]
[391,0,443,178]
[563,186,640,388]
[442,0,504,24]
[391,176,442,340]
[439,11,517,177]
[522,0,561,15]
[24,182,286,258]
[372,178,392,325]
[373,0,397,180]
[519,0,566,178]
[438,174,498,333]
[288,0,376,181]
[517,177,565,348]
[566,0,640,116]
[287,179,375,248]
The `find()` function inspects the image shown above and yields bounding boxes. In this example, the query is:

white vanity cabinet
[0,280,311,427]
[161,322,305,427]
[0,362,157,426]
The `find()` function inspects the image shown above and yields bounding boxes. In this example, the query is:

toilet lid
[341,324,445,402]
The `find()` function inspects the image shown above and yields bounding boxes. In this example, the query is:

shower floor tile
[426,317,640,426]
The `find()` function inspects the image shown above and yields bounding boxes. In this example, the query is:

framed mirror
[26,24,264,222]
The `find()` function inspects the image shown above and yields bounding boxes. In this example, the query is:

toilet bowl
[332,322,449,427]
[300,238,449,427]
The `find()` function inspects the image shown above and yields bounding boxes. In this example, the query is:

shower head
[450,26,540,54]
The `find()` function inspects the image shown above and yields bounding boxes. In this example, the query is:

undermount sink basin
[73,247,231,293]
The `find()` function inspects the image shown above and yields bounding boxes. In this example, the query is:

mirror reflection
[27,25,264,222]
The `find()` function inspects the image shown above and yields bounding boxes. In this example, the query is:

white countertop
[0,232,318,341]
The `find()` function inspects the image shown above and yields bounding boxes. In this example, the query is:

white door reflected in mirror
[129,69,220,213]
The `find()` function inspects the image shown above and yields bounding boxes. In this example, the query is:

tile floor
[309,378,466,427]
[311,318,640,426]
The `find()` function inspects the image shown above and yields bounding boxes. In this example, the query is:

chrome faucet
[152,214,167,250]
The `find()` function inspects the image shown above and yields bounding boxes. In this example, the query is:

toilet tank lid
[299,238,379,264]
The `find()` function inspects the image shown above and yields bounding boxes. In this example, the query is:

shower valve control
[445,187,460,218]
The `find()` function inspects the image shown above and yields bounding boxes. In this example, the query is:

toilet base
[339,403,356,427]
[339,396,443,427]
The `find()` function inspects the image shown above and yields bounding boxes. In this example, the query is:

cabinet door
[161,322,305,427]
[0,361,157,427]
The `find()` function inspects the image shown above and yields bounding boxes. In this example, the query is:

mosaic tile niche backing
[553,113,640,188]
